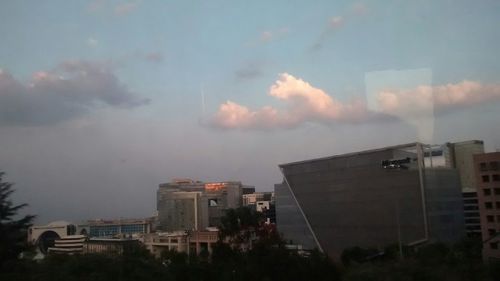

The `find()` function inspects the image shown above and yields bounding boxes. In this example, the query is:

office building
[88,218,154,238]
[157,179,243,231]
[462,188,482,237]
[473,152,500,262]
[275,143,465,258]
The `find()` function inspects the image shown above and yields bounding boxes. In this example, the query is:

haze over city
[1,0,500,224]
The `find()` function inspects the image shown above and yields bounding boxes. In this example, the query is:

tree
[0,172,35,265]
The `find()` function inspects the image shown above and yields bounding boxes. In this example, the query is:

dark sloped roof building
[275,143,465,258]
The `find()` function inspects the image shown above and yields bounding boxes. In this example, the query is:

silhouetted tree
[0,172,35,265]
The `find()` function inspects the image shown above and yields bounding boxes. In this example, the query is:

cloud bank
[211,74,500,130]
[212,73,367,129]
[0,60,149,126]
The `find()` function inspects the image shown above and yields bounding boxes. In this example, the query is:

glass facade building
[276,143,465,257]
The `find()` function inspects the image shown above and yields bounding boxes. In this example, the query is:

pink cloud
[377,80,500,115]
[211,75,500,130]
[211,73,367,129]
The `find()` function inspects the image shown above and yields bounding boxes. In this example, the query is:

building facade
[88,218,153,238]
[143,230,219,257]
[157,179,243,231]
[275,143,465,258]
[47,235,86,255]
[28,221,88,254]
[473,152,500,262]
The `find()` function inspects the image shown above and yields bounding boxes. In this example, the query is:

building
[449,140,485,191]
[87,218,153,238]
[47,235,86,255]
[275,143,465,258]
[143,230,219,257]
[473,152,500,262]
[84,238,140,255]
[157,179,243,231]
[28,221,88,254]
[462,188,482,237]
[143,231,189,257]
[242,192,274,206]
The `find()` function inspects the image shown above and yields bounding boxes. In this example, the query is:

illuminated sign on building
[204,183,227,191]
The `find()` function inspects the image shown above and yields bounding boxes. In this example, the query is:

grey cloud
[0,61,149,126]
[234,61,264,80]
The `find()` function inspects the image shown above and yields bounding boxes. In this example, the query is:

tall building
[449,140,485,191]
[275,143,465,258]
[462,188,482,237]
[473,152,500,262]
[157,179,243,231]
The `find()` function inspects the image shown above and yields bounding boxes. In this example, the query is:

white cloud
[211,74,500,130]
[211,73,367,129]
[376,80,500,115]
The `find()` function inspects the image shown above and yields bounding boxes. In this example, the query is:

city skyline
[1,1,500,223]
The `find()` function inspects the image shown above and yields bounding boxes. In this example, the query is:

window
[485,202,493,209]
[495,188,500,195]
[480,162,488,171]
[484,189,492,196]
[483,175,490,182]
[496,202,500,209]
[488,229,496,236]
[491,242,499,250]
[487,215,495,223]
[493,174,500,182]
[464,199,478,204]
[491,161,500,171]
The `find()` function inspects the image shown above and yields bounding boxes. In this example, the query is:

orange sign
[204,183,227,191]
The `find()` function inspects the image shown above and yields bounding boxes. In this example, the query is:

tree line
[1,172,499,281]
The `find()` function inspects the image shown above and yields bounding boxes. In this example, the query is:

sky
[1,0,500,223]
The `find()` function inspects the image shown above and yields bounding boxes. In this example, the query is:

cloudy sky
[1,0,500,223]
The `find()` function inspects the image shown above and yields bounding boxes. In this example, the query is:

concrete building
[84,238,140,255]
[143,230,219,257]
[449,140,485,190]
[275,143,465,258]
[88,218,154,238]
[157,179,243,231]
[28,221,88,254]
[242,192,274,206]
[462,188,482,237]
[143,231,189,257]
[47,235,86,255]
[473,152,500,262]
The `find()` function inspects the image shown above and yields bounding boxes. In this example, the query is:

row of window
[482,174,500,183]
[486,215,500,223]
[484,201,500,210]
[480,161,500,172]
[483,188,500,196]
